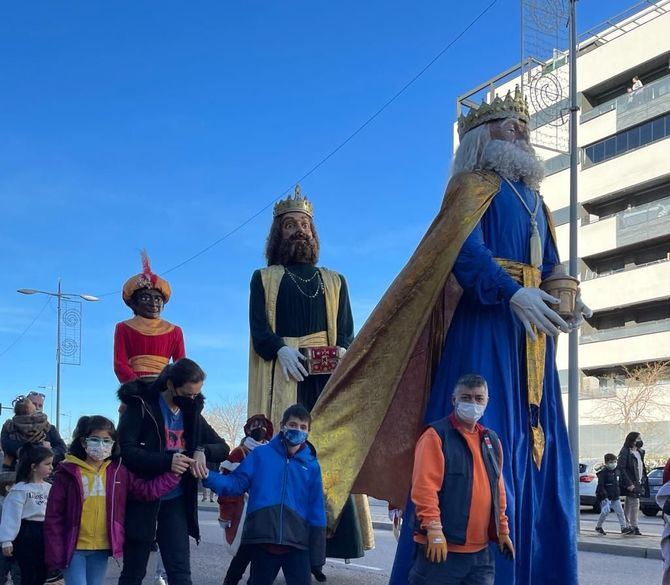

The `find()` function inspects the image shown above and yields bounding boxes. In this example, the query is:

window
[582,113,670,168]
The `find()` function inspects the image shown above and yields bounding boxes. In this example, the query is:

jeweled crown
[273,185,314,218]
[458,86,530,138]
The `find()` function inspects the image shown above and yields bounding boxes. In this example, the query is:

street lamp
[17,280,99,431]
[37,385,55,421]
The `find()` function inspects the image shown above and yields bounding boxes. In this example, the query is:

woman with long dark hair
[116,358,230,585]
[617,431,648,535]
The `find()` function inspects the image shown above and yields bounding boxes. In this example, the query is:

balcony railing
[582,257,670,281]
[580,74,670,126]
[579,317,670,344]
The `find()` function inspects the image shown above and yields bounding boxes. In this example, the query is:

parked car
[580,459,604,513]
[640,466,664,516]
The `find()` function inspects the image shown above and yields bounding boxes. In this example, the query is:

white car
[580,459,604,513]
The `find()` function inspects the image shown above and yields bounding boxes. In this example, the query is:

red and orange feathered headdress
[122,251,172,306]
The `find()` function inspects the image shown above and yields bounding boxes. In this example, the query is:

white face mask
[85,438,114,462]
[455,401,486,424]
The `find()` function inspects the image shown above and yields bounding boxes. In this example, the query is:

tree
[591,361,670,433]
[205,397,248,447]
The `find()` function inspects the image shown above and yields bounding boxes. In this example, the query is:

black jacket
[596,467,622,501]
[1,418,67,471]
[117,379,230,542]
[617,447,648,498]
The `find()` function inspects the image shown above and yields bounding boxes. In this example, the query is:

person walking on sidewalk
[594,453,628,535]
[617,432,648,536]
[408,374,514,585]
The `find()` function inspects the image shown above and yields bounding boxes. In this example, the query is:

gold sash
[128,354,170,376]
[496,258,546,469]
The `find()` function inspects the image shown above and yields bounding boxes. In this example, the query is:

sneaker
[621,527,633,534]
[595,526,606,535]
[154,577,167,585]
[632,527,642,535]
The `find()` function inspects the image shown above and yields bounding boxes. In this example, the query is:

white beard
[480,139,545,191]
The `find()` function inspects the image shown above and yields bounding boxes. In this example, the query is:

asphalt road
[101,507,665,584]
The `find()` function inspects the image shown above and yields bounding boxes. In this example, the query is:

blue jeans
[63,550,110,585]
[409,545,495,585]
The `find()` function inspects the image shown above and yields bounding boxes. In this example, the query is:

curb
[577,539,662,560]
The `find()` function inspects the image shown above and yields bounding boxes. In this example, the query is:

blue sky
[0,0,635,436]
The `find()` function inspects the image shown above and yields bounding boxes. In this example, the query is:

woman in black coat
[117,358,230,585]
[617,431,647,535]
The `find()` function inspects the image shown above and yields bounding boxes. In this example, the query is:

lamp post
[17,281,99,431]
[37,385,55,422]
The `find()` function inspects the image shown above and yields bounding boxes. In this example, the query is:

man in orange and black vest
[409,374,515,585]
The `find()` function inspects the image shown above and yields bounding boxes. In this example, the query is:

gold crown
[458,86,530,138]
[273,184,314,218]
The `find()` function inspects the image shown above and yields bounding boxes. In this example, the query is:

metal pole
[56,279,62,432]
[568,0,581,532]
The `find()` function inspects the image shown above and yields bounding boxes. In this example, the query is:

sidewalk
[198,497,662,560]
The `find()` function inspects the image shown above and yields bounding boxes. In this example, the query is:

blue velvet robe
[390,179,578,585]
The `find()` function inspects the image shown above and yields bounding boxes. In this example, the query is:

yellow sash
[247,265,341,428]
[496,258,546,469]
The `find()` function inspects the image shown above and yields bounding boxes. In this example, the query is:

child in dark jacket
[44,415,185,585]
[595,453,629,535]
[204,404,326,585]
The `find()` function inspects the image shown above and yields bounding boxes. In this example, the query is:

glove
[277,346,308,382]
[311,567,327,582]
[566,291,592,330]
[425,525,448,563]
[509,288,569,340]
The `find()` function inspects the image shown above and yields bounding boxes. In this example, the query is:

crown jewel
[457,86,530,138]
[273,185,314,218]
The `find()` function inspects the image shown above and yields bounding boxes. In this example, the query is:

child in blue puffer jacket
[204,404,326,585]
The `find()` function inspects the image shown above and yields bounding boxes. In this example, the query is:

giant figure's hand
[277,346,308,382]
[510,288,570,340]
[566,291,593,330]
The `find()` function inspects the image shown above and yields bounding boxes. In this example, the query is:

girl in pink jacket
[44,415,190,585]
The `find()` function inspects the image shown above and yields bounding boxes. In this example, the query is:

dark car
[640,467,664,516]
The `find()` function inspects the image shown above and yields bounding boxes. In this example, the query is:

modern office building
[456,1,670,458]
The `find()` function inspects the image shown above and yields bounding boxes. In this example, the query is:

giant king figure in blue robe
[309,87,592,585]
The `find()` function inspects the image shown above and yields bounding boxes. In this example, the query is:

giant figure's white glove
[277,346,309,382]
[509,288,570,341]
[566,291,593,330]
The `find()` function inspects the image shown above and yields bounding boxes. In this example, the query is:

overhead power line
[0,297,52,359]
[94,0,499,298]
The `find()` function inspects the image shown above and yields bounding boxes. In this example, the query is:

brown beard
[276,235,319,266]
[265,217,320,266]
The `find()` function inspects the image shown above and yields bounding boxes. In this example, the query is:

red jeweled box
[300,346,340,375]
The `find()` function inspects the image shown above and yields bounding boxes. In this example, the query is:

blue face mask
[283,428,308,447]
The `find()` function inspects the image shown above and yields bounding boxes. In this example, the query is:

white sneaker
[154,576,167,585]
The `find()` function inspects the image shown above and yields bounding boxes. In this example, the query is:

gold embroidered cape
[310,170,558,530]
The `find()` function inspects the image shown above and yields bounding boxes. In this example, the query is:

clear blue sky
[0,0,635,436]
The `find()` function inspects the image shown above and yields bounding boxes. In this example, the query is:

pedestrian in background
[594,453,628,535]
[0,471,21,585]
[617,431,648,536]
